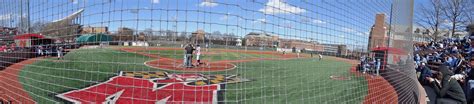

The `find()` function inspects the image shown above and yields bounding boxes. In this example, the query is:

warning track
[0,58,38,104]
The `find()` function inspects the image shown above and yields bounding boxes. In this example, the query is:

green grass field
[138,49,278,61]
[19,48,367,103]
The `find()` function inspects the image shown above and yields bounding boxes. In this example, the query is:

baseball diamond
[15,48,371,103]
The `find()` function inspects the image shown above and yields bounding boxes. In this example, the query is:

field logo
[57,71,249,104]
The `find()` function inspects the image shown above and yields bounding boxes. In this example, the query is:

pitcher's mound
[145,58,236,72]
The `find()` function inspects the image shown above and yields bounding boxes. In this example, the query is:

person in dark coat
[418,63,433,85]
[428,65,467,104]
[184,44,195,68]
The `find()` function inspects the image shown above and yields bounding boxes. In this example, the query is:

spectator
[9,43,15,51]
[428,65,466,104]
[409,24,474,104]
[0,44,6,52]
[418,63,432,85]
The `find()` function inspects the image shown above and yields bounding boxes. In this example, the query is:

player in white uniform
[57,46,63,59]
[318,54,323,60]
[196,45,202,65]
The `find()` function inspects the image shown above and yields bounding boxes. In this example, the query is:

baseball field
[17,46,368,103]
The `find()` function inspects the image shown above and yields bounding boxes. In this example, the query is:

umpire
[184,44,195,68]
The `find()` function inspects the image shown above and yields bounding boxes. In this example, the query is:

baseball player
[196,45,202,65]
[57,46,64,60]
[318,54,323,60]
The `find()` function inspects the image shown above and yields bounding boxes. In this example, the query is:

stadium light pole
[20,0,23,33]
[27,0,30,33]
[387,3,393,48]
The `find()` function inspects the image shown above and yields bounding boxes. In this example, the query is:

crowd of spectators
[1,42,70,60]
[358,55,382,76]
[0,43,16,53]
[414,24,474,104]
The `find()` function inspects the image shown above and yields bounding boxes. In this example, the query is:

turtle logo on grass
[56,71,249,103]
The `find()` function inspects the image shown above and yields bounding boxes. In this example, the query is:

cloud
[259,0,306,14]
[0,14,12,20]
[0,13,25,20]
[312,19,326,24]
[199,0,218,7]
[253,19,266,23]
[151,0,159,4]
[342,27,356,32]
[238,18,244,22]
[338,35,345,38]
[171,16,177,21]
[282,20,292,28]
[364,32,370,35]
[443,19,452,26]
[300,18,310,22]
[219,13,231,21]
[219,15,228,20]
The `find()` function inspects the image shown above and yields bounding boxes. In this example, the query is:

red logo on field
[57,71,248,104]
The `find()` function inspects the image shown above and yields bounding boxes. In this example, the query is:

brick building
[279,39,324,51]
[321,44,348,55]
[191,30,206,44]
[110,27,135,41]
[244,32,279,47]
[368,14,389,51]
[81,27,108,34]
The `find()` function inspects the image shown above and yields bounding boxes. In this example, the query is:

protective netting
[0,0,417,104]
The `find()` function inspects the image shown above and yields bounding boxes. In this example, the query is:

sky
[0,0,424,50]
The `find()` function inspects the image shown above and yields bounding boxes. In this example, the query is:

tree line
[416,0,473,41]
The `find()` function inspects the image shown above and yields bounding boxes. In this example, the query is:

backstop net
[0,0,416,103]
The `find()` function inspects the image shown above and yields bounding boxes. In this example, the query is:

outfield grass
[221,58,367,104]
[138,49,278,61]
[19,48,367,103]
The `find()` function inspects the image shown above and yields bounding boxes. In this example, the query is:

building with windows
[320,43,347,55]
[191,30,206,44]
[81,27,108,34]
[244,32,279,47]
[279,39,324,51]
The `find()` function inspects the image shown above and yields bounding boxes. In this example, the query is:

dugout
[14,33,53,48]
[76,33,112,44]
[370,47,407,71]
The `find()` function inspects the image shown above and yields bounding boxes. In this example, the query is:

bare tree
[467,11,473,24]
[465,2,474,24]
[416,0,445,41]
[443,0,470,37]
[30,21,47,33]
